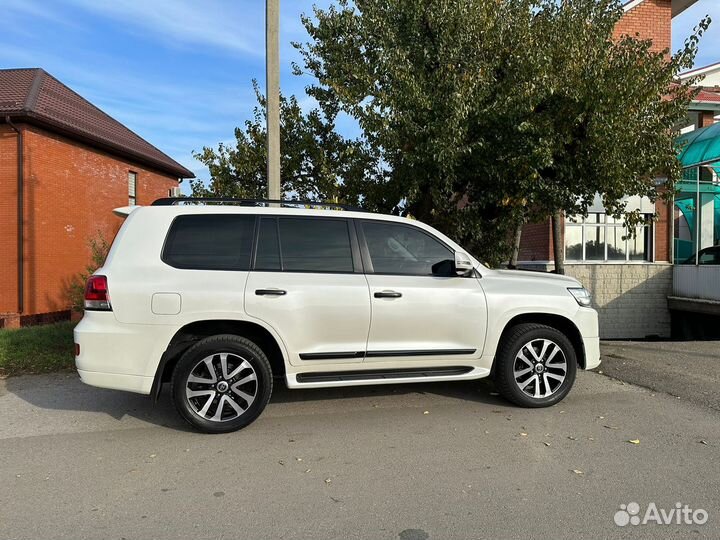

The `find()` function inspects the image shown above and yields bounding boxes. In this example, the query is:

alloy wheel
[185,352,258,422]
[512,339,567,399]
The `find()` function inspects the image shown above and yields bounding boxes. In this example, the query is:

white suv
[74,198,600,433]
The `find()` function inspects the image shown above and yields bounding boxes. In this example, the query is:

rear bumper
[74,311,175,395]
[77,369,152,394]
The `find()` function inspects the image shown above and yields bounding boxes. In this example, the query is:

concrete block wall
[565,264,673,339]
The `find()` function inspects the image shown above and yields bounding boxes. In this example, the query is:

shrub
[67,233,111,312]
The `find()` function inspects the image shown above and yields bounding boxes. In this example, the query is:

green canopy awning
[677,122,720,168]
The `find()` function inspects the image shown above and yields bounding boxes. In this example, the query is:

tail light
[84,275,112,311]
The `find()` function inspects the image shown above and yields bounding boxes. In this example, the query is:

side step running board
[296,366,473,384]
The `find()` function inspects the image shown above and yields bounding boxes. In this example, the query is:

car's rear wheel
[494,323,577,408]
[172,334,273,433]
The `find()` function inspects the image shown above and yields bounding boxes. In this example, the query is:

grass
[0,321,76,376]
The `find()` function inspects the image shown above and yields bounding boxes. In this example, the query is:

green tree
[191,81,378,205]
[197,0,707,267]
[524,1,708,272]
[293,0,708,267]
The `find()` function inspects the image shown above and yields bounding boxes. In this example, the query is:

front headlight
[568,287,592,307]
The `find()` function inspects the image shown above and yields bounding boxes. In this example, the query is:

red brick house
[517,0,712,339]
[0,68,193,327]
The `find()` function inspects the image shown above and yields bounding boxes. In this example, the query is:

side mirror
[454,252,474,276]
[431,259,455,277]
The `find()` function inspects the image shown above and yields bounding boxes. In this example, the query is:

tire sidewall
[172,335,272,433]
[498,326,577,408]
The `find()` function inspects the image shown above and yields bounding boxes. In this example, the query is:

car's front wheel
[494,323,577,408]
[172,334,273,433]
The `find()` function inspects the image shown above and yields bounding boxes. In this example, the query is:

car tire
[494,323,577,408]
[171,334,273,433]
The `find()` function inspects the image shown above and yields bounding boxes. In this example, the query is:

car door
[359,219,487,362]
[244,215,371,366]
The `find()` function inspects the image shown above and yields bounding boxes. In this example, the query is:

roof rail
[151,197,366,212]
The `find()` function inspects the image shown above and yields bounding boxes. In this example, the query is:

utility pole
[266,0,281,200]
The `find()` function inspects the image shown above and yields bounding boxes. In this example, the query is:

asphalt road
[600,340,720,412]
[1,345,719,540]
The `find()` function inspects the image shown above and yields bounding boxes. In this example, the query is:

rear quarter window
[162,214,255,270]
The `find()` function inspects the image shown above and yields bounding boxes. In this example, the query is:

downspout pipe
[5,116,23,314]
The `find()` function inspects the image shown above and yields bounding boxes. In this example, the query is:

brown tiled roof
[0,68,193,178]
[694,88,720,103]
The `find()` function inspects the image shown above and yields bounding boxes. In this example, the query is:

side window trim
[355,219,374,274]
[248,214,261,269]
[276,217,285,270]
[357,218,455,277]
[251,216,282,271]
[348,218,364,273]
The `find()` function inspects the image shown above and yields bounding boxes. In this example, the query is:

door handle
[374,290,402,298]
[255,289,287,296]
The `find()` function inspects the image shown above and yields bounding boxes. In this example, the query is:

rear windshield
[162,214,254,270]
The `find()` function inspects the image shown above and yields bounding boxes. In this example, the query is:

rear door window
[162,214,254,270]
[275,217,354,273]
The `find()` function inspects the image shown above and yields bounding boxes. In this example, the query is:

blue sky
[1,0,331,186]
[673,1,720,68]
[2,0,719,189]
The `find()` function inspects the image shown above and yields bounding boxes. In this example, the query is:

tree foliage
[197,0,708,265]
[191,81,376,204]
[66,233,110,312]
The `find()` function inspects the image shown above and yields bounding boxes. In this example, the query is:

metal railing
[151,197,365,212]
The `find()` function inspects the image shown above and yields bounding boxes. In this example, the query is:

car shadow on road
[268,377,505,406]
[2,372,507,432]
[2,372,191,431]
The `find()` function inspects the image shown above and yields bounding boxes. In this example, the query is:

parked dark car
[682,245,720,265]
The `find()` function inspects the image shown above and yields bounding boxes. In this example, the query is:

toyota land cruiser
[74,198,600,433]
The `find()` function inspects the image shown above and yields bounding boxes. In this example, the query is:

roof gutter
[5,116,23,314]
[682,158,720,169]
[623,0,699,18]
[688,101,720,111]
[3,111,194,180]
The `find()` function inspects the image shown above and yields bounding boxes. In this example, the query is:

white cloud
[62,0,266,56]
[0,0,336,176]
[3,0,79,27]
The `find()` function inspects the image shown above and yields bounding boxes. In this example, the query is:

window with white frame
[128,171,137,206]
[565,213,653,262]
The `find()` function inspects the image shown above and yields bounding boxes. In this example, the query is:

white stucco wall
[696,71,720,87]
[680,63,720,87]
